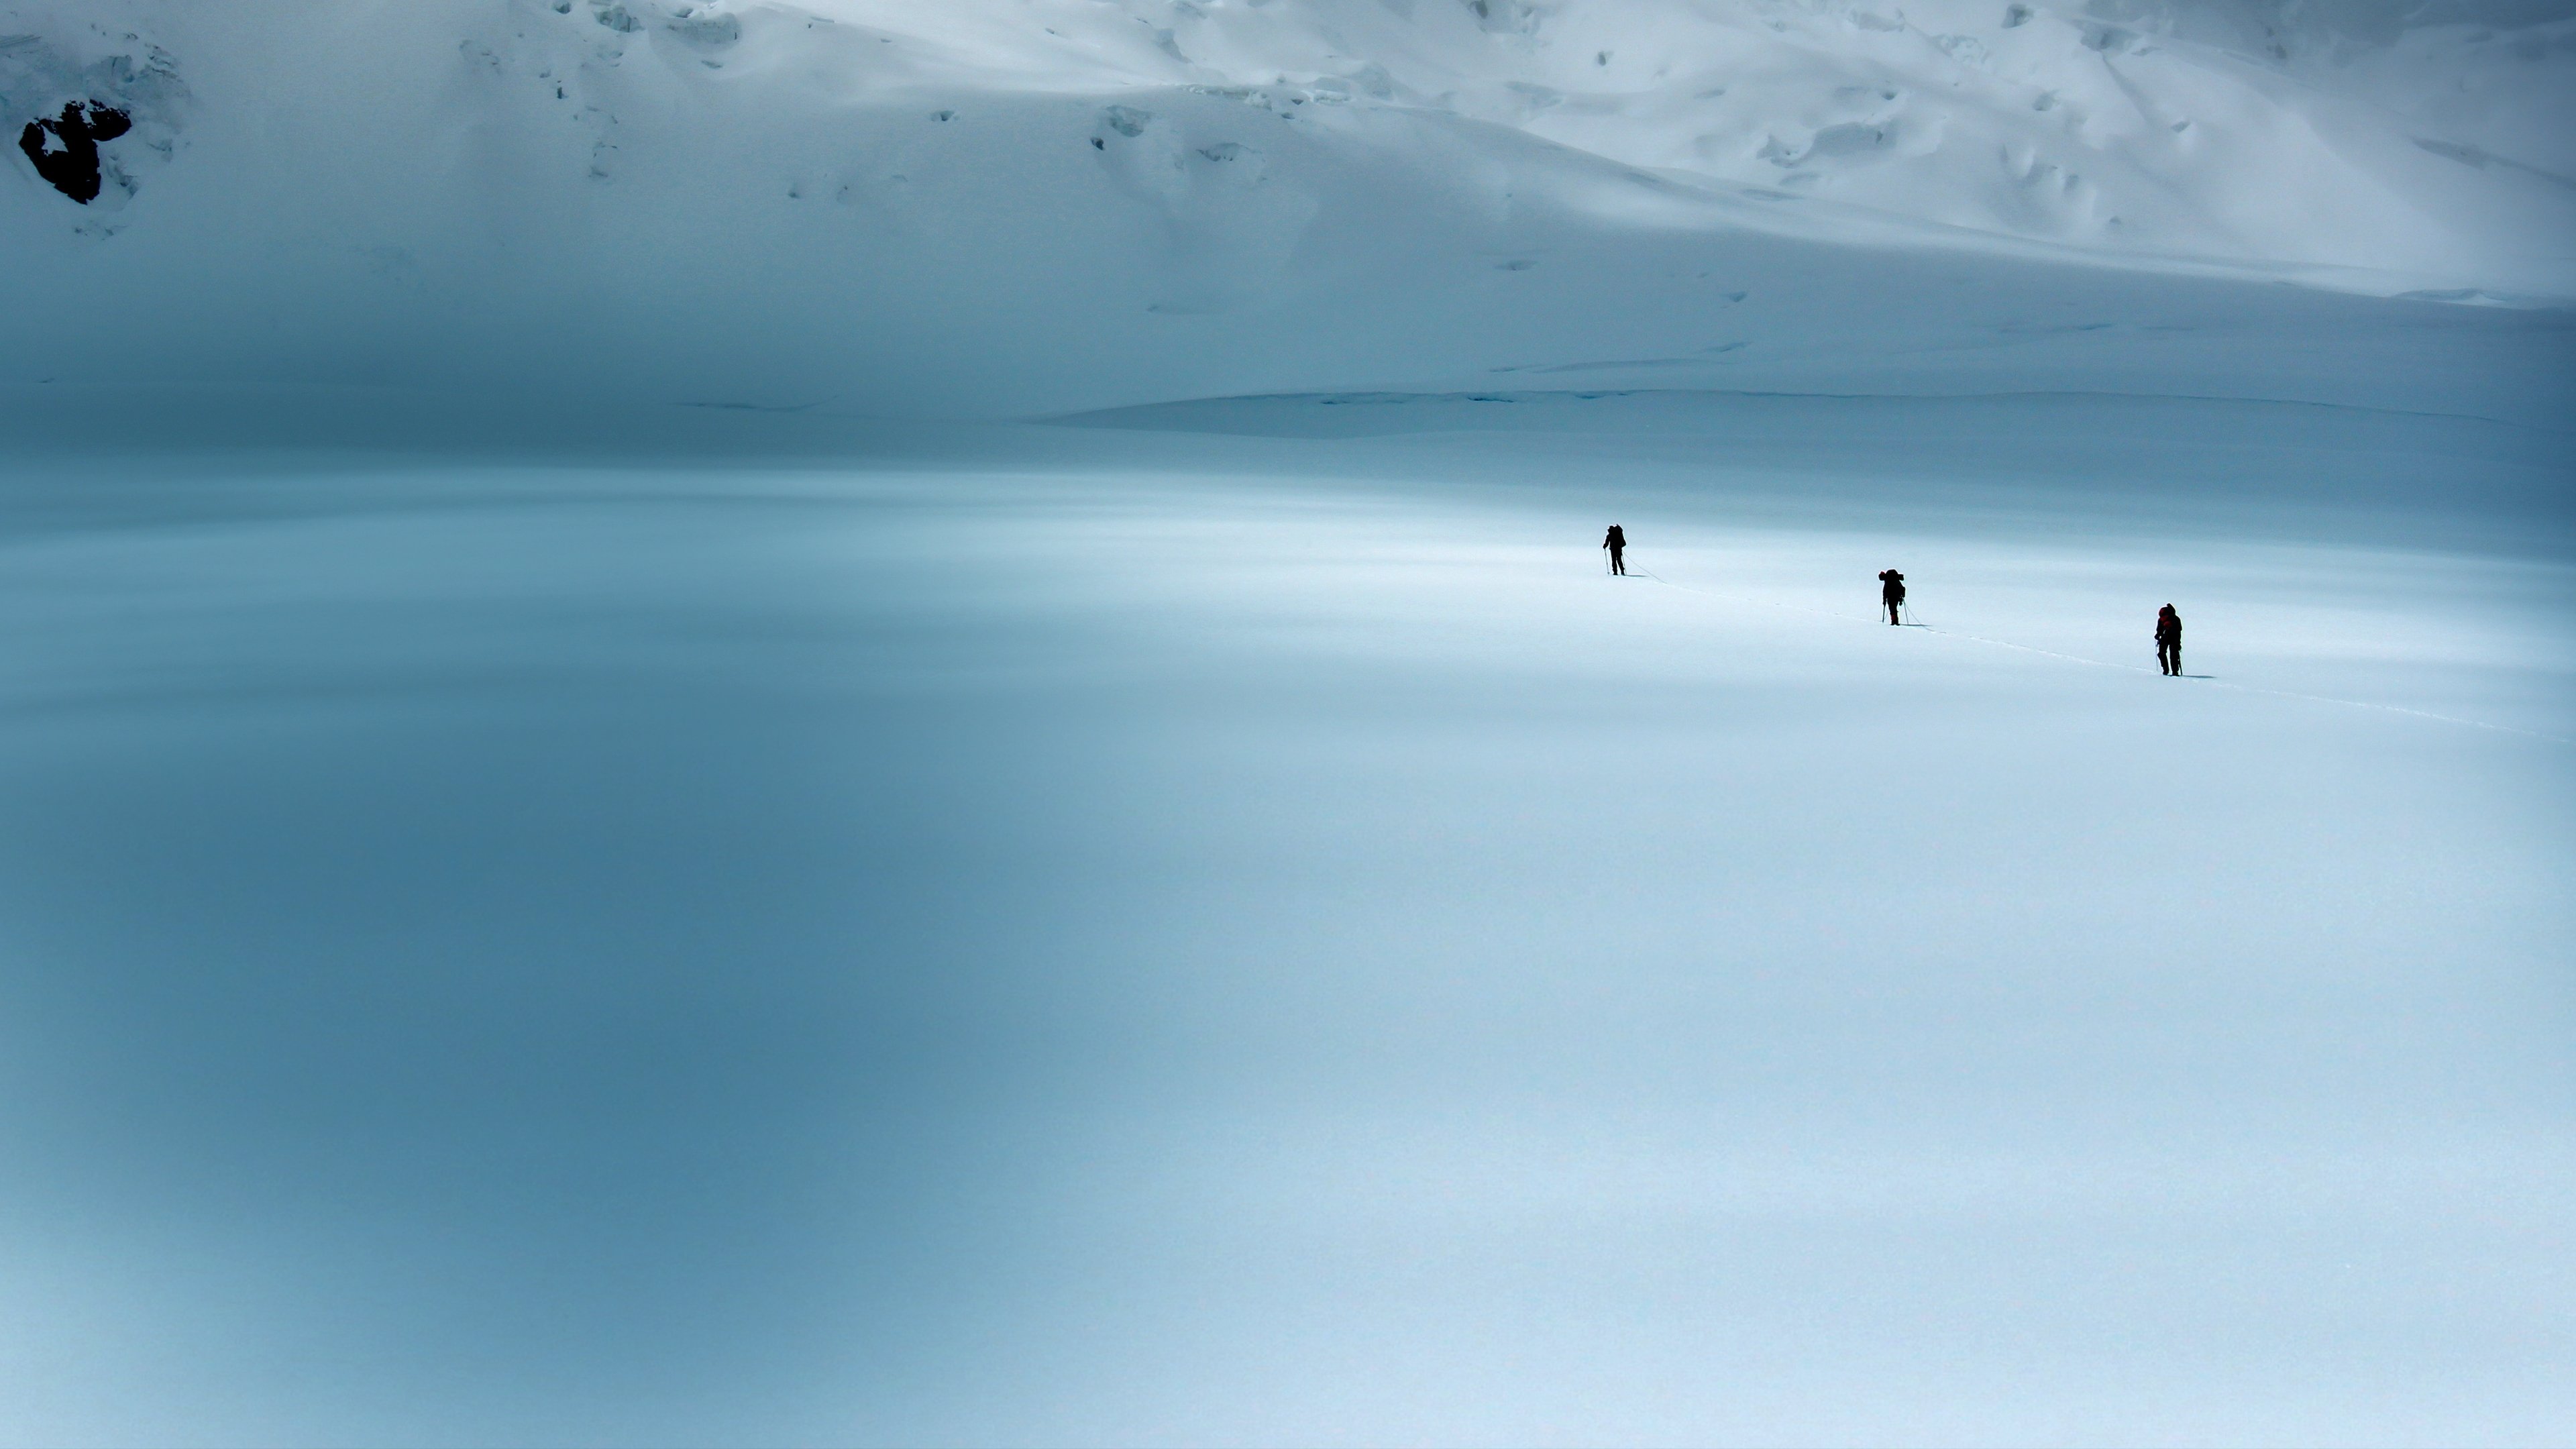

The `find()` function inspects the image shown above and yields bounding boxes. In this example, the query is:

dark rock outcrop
[19,100,131,204]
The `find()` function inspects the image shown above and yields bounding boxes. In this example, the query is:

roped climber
[1603,525,1627,577]
[1878,569,1906,625]
[2155,604,2183,676]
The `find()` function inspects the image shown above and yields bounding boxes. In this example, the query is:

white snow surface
[0,399,2569,1444]
[802,0,2576,282]
[1,2,2573,1444]
[3,0,2573,415]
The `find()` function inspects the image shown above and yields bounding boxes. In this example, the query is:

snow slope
[3,0,2572,417]
[3,4,2571,1444]
[802,0,2576,284]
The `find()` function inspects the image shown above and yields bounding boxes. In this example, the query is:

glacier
[1,1,2571,1444]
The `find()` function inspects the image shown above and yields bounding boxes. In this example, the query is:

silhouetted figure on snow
[19,101,131,205]
[2156,604,2183,676]
[1603,525,1627,576]
[1879,569,1906,625]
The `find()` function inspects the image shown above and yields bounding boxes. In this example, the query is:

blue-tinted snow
[1,392,2569,1443]
[2,0,2573,1442]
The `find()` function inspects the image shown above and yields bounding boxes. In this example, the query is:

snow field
[0,406,2566,1443]
[6,0,2573,420]
[3,0,2569,1441]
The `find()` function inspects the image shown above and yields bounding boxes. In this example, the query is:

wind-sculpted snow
[3,0,2572,416]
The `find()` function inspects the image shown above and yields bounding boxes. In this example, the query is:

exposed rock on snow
[11,0,2572,285]
[1,20,181,217]
[17,99,129,203]
[1,0,2569,412]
